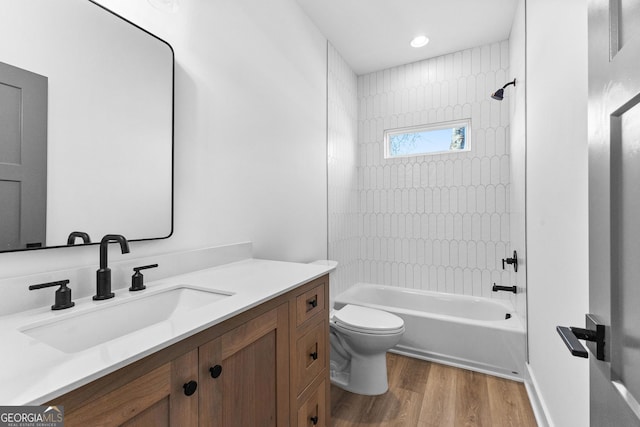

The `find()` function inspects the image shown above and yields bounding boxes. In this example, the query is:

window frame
[383,118,472,159]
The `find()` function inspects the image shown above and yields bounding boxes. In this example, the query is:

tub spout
[492,283,517,294]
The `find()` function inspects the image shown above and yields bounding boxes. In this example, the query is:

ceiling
[295,0,519,75]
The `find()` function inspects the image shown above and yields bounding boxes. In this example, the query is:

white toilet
[329,304,405,395]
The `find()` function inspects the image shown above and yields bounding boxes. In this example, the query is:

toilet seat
[332,304,404,335]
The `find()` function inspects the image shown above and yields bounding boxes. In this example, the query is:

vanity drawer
[296,282,325,326]
[295,318,326,395]
[297,379,327,427]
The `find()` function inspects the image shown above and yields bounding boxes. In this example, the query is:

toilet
[329,304,405,395]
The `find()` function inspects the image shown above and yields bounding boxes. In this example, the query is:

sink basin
[20,286,232,353]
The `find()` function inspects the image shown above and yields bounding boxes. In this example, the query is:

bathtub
[333,283,525,381]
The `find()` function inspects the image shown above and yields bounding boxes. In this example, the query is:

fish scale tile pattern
[328,40,513,300]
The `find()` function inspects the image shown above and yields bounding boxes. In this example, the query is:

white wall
[355,42,513,300]
[526,0,589,425]
[509,0,527,333]
[0,0,328,279]
[327,44,359,300]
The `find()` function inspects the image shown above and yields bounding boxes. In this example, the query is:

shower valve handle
[501,250,518,272]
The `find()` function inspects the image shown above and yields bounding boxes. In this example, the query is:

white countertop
[0,258,335,405]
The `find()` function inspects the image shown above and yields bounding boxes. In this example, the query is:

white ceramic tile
[463,268,473,295]
[471,47,482,75]
[467,186,476,214]
[477,185,486,213]
[481,212,491,242]
[472,213,482,241]
[477,241,487,269]
[484,127,496,157]
[453,105,463,120]
[467,241,477,268]
[481,44,491,72]
[459,241,468,268]
[454,213,463,240]
[449,187,458,212]
[491,95,501,128]
[496,184,506,213]
[471,158,481,186]
[475,73,486,103]
[429,213,437,240]
[486,185,496,213]
[346,41,511,298]
[500,155,510,184]
[405,215,414,239]
[420,215,429,239]
[433,188,441,214]
[501,212,510,242]
[461,158,472,186]
[486,242,496,271]
[490,156,501,185]
[441,187,450,213]
[436,213,445,240]
[457,78,467,105]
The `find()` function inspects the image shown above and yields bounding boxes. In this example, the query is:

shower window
[383,119,471,158]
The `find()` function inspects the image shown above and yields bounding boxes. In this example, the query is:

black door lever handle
[556,314,605,361]
[556,326,588,358]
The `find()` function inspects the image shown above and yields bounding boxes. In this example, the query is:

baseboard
[524,363,552,427]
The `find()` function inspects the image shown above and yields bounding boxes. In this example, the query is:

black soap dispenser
[130,264,159,291]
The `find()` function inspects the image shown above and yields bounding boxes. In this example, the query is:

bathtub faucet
[492,283,517,294]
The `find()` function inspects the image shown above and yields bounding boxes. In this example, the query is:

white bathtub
[333,283,525,381]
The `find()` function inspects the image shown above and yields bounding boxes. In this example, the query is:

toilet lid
[333,304,404,334]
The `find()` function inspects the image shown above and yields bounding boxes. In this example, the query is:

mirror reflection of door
[0,61,47,251]
[589,0,640,425]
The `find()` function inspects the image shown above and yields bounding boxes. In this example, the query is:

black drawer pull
[310,415,319,425]
[310,351,318,361]
[183,380,198,396]
[209,364,223,378]
[307,297,318,309]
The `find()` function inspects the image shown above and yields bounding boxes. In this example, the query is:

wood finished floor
[331,353,537,427]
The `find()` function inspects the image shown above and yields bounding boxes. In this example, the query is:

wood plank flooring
[331,353,537,427]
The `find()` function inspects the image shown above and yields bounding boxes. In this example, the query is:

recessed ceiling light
[410,35,429,48]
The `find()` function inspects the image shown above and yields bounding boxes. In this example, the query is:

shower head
[491,79,516,101]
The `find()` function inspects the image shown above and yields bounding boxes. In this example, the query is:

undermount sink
[20,286,232,353]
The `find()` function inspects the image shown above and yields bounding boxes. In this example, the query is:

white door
[588,0,640,424]
[0,61,47,251]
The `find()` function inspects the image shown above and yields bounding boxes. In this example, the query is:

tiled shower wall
[327,44,359,300]
[357,41,513,299]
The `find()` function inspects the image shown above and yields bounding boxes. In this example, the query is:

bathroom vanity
[0,256,332,427]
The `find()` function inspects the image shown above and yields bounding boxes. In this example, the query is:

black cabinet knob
[209,364,223,378]
[183,380,198,396]
[308,298,318,308]
[310,351,318,361]
[310,415,319,425]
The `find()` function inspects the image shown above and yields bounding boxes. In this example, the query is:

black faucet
[94,234,130,300]
[67,231,91,245]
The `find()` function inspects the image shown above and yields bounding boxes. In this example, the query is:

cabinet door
[199,304,289,427]
[64,349,198,427]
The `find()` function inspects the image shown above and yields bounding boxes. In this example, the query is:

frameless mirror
[0,0,173,252]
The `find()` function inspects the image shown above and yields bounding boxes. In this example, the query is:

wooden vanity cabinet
[48,274,330,427]
[290,279,330,427]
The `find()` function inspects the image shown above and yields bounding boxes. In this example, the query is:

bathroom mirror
[0,0,173,252]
